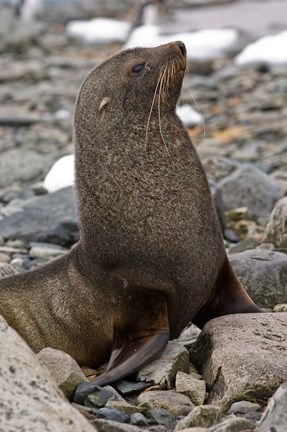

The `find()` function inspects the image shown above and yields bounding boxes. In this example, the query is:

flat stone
[37,347,87,400]
[229,249,287,308]
[148,408,176,426]
[138,390,194,416]
[175,406,222,431]
[29,245,67,259]
[176,429,208,432]
[274,304,287,312]
[209,416,255,431]
[176,371,206,405]
[228,400,261,415]
[256,381,287,432]
[137,341,190,389]
[93,419,147,432]
[0,315,97,432]
[97,407,129,423]
[0,187,78,246]
[114,379,153,396]
[83,387,117,409]
[264,196,287,248]
[105,400,146,415]
[190,313,287,410]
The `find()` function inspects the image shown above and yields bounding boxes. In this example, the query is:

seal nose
[175,41,186,57]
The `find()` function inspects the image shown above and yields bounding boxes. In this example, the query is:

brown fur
[0,42,260,382]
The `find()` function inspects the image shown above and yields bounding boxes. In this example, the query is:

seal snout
[175,41,186,58]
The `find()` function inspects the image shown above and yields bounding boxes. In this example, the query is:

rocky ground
[0,3,287,432]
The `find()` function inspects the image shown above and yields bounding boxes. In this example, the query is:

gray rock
[29,244,68,259]
[217,164,282,224]
[178,324,201,347]
[114,380,153,396]
[228,238,258,254]
[0,263,18,278]
[175,406,222,431]
[274,304,287,312]
[94,419,147,432]
[209,416,255,431]
[228,400,260,415]
[37,347,87,400]
[84,387,117,409]
[148,408,176,426]
[0,148,52,188]
[0,187,78,246]
[105,400,145,415]
[97,407,129,423]
[190,313,287,409]
[229,249,287,308]
[202,157,239,184]
[175,429,208,432]
[228,400,261,415]
[138,390,194,416]
[0,315,97,432]
[130,413,149,427]
[264,196,287,248]
[256,381,287,432]
[176,371,206,405]
[137,341,190,389]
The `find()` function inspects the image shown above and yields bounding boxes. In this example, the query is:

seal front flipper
[74,290,169,403]
[193,256,262,329]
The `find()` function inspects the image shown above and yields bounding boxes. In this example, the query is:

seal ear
[99,97,111,116]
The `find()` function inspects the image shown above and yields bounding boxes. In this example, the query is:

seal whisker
[158,66,170,156]
[145,67,165,151]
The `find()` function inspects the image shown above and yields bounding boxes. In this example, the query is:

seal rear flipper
[73,327,169,404]
[92,327,169,387]
[73,291,169,403]
[193,257,262,329]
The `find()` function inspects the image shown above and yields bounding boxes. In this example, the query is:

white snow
[66,18,131,44]
[124,26,239,60]
[44,155,75,193]
[176,104,203,127]
[235,30,287,66]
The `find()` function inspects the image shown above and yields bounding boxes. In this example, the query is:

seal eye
[132,63,145,74]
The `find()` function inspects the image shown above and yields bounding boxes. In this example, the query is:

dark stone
[97,408,129,423]
[114,380,153,396]
[148,408,176,426]
[0,187,78,246]
[84,388,116,410]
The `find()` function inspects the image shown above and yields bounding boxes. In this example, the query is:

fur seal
[0,41,261,390]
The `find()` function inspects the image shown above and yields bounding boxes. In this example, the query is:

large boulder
[217,164,282,224]
[256,381,287,432]
[0,187,78,246]
[229,249,287,308]
[190,313,287,410]
[0,314,97,432]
